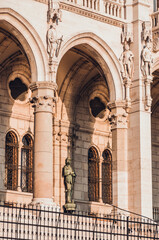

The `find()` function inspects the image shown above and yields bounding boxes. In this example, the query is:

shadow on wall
[0,26,34,204]
[56,43,113,214]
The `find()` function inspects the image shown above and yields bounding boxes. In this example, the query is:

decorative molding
[34,0,124,27]
[34,0,48,4]
[59,2,124,27]
[108,112,128,129]
[121,23,133,43]
[30,96,56,113]
[107,101,128,129]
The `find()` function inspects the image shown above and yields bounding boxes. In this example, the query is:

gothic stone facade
[0,0,158,219]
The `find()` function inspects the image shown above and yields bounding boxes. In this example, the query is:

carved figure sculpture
[119,42,134,80]
[47,24,62,59]
[64,158,76,204]
[141,40,153,77]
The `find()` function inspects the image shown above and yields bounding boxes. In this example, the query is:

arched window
[102,149,112,204]
[21,134,33,193]
[5,131,18,190]
[88,147,99,201]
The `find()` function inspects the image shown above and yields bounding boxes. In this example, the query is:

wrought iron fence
[0,202,158,239]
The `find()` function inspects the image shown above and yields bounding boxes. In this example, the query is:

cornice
[60,2,124,27]
[34,0,48,4]
[34,0,125,27]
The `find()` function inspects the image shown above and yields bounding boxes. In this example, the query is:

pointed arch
[59,32,124,102]
[0,8,48,82]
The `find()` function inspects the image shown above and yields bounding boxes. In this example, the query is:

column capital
[29,81,58,113]
[108,101,128,129]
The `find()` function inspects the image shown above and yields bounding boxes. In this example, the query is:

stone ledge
[0,189,33,204]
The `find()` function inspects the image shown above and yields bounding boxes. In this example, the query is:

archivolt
[59,32,124,102]
[0,8,48,82]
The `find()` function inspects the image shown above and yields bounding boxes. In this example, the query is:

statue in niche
[141,38,153,77]
[63,157,76,209]
[119,41,134,80]
[47,24,63,60]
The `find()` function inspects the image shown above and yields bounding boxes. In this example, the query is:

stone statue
[119,42,134,80]
[47,24,62,59]
[141,39,153,77]
[64,157,76,205]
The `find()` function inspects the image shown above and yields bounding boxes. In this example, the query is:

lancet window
[21,134,33,193]
[88,147,99,201]
[5,131,18,190]
[5,131,33,193]
[88,147,112,204]
[102,149,112,204]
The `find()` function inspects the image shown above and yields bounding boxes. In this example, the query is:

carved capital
[29,82,58,113]
[109,112,128,129]
[30,95,56,113]
[108,101,128,129]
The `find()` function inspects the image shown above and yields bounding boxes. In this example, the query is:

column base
[31,198,60,211]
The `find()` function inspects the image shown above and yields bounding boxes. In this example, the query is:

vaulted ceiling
[0,27,26,74]
[57,44,109,105]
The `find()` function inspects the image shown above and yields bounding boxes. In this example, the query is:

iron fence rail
[0,202,158,240]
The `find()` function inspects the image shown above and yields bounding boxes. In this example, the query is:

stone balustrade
[35,0,125,19]
[104,0,124,18]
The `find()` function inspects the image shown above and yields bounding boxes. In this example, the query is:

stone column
[30,82,57,205]
[108,101,128,211]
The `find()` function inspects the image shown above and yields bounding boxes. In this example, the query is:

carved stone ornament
[108,101,128,129]
[109,112,128,129]
[119,41,134,80]
[119,38,134,111]
[153,37,159,52]
[121,23,133,44]
[63,157,76,212]
[142,21,152,42]
[48,0,62,24]
[141,40,153,77]
[30,95,57,113]
[47,24,63,60]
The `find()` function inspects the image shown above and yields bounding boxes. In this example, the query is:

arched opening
[0,9,45,203]
[56,36,122,211]
[21,134,33,193]
[5,131,18,191]
[88,147,99,202]
[102,149,112,204]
